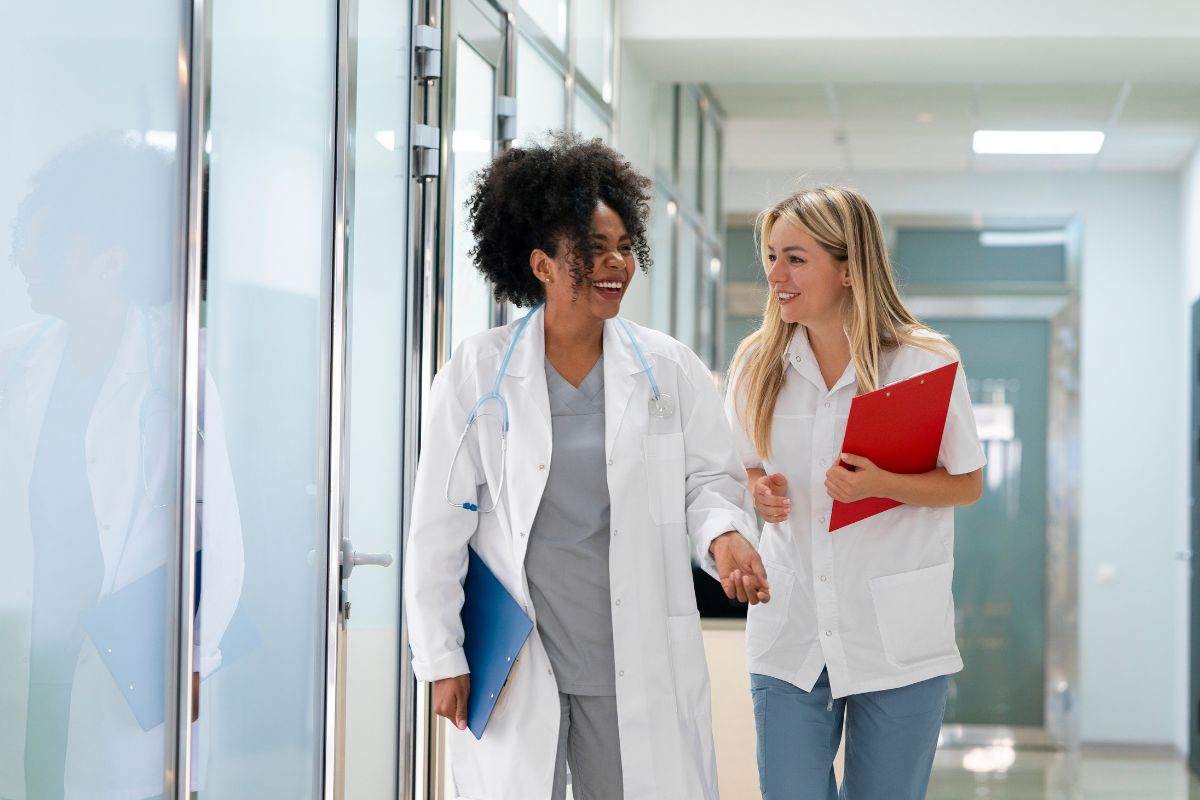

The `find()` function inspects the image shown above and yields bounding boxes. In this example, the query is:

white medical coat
[404,308,759,800]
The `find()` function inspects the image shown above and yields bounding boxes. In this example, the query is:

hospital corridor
[2,1,1200,799]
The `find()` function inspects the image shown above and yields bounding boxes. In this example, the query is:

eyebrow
[767,244,809,253]
[591,232,632,242]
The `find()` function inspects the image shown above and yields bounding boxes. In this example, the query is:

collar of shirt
[781,326,858,396]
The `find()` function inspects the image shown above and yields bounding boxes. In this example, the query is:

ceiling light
[973,130,1104,155]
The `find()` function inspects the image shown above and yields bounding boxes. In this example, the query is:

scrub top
[525,355,617,697]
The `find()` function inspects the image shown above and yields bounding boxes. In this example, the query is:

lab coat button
[615,599,621,606]
[619,670,625,677]
[538,463,545,470]
[825,630,832,637]
[519,531,526,538]
[607,459,614,466]
[824,402,831,409]
[818,516,826,524]
[820,575,827,582]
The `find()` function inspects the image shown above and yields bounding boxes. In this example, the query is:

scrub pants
[550,693,624,800]
[751,669,949,800]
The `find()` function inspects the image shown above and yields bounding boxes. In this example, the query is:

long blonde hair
[730,186,956,459]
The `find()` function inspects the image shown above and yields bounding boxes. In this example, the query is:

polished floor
[928,747,1200,800]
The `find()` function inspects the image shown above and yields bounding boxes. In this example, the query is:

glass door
[331,0,415,797]
[443,0,511,355]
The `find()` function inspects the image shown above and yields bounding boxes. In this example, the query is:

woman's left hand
[824,453,892,503]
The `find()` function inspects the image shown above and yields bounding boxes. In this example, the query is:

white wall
[725,170,1188,749]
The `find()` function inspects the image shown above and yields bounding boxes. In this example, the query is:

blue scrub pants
[751,669,949,800]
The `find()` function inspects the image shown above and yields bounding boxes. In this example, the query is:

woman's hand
[751,472,790,523]
[433,674,471,730]
[824,453,890,503]
[710,532,771,604]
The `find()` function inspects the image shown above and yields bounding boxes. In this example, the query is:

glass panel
[573,0,613,102]
[339,0,411,793]
[703,116,721,232]
[675,222,700,350]
[678,89,701,213]
[519,0,568,49]
[653,84,677,182]
[573,93,611,143]
[0,6,183,798]
[449,39,498,354]
[515,35,567,148]
[894,228,1069,287]
[195,2,337,797]
[650,193,676,333]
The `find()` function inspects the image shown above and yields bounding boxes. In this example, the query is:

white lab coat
[0,306,244,800]
[404,308,759,800]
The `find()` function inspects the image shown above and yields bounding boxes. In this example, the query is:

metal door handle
[341,537,394,578]
[353,551,393,568]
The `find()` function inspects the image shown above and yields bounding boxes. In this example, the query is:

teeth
[594,281,624,290]
[778,292,798,300]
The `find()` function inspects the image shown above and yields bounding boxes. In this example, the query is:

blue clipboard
[78,558,256,732]
[462,546,534,739]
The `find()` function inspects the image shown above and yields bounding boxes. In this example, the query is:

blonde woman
[725,187,985,800]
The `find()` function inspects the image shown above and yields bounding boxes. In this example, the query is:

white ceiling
[710,82,1200,174]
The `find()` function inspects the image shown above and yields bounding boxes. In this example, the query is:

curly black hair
[465,132,653,307]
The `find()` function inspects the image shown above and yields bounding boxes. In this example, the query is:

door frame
[894,215,1083,751]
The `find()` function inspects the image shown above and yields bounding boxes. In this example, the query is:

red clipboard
[828,361,958,532]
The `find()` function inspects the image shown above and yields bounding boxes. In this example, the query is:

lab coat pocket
[667,611,708,720]
[745,559,795,662]
[869,562,957,668]
[643,432,686,525]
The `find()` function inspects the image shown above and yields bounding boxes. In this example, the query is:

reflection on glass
[1,3,197,790]
[573,93,611,143]
[519,0,567,49]
[678,90,701,213]
[2,132,190,800]
[515,36,567,148]
[573,0,613,101]
[196,1,335,796]
[676,222,700,350]
[650,193,677,333]
[450,39,498,353]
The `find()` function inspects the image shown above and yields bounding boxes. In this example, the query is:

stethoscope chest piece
[648,393,676,419]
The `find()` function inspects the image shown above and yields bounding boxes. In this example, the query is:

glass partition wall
[648,85,726,370]
[0,0,619,798]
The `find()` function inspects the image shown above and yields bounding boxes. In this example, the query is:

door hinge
[497,95,517,144]
[412,124,440,179]
[414,24,441,82]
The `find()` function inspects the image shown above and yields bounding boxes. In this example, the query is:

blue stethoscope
[445,303,675,513]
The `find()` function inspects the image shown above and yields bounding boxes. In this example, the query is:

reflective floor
[928,747,1200,800]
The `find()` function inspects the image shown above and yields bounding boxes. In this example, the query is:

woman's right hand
[433,674,471,730]
[753,472,790,523]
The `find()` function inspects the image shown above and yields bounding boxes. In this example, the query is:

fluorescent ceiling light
[979,230,1068,248]
[973,130,1104,155]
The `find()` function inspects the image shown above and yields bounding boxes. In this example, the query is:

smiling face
[534,200,636,322]
[765,218,851,328]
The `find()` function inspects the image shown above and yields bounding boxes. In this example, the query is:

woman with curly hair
[404,133,768,800]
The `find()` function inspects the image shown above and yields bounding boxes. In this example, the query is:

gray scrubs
[526,356,623,800]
